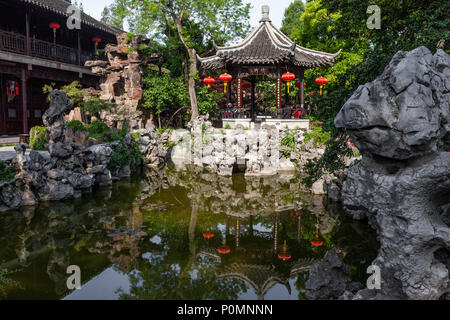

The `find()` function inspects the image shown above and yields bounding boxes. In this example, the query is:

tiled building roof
[21,0,123,35]
[198,6,341,70]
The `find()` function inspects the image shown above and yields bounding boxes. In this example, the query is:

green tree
[280,0,305,37]
[106,0,251,120]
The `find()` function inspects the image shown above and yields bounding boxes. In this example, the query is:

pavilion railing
[221,106,309,120]
[0,29,96,66]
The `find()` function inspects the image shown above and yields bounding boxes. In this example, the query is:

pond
[0,169,378,300]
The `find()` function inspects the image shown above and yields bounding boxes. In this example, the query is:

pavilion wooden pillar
[250,75,256,121]
[300,69,305,108]
[276,76,282,109]
[237,78,242,108]
[21,67,28,134]
[227,79,232,105]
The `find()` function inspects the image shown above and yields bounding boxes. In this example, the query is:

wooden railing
[0,29,96,66]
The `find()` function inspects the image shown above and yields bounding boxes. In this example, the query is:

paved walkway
[0,146,49,162]
[0,136,20,145]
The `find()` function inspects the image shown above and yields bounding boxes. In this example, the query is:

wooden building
[0,0,121,135]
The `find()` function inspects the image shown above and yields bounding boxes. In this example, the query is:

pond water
[0,169,378,300]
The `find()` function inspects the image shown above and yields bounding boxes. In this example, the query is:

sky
[82,0,297,29]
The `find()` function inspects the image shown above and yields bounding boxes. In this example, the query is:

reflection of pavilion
[217,263,290,300]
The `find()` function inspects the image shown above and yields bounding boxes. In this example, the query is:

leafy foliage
[0,268,20,298]
[83,98,116,117]
[88,120,111,140]
[304,125,332,147]
[108,143,142,170]
[0,161,14,183]
[29,126,46,151]
[67,120,87,133]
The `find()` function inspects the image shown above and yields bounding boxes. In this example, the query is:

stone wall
[166,118,326,178]
[335,47,450,299]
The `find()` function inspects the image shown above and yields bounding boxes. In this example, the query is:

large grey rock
[335,47,449,160]
[306,250,363,300]
[335,47,450,300]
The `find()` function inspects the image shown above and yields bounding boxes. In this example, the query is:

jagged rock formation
[335,47,450,299]
[85,33,161,130]
[0,91,137,212]
[305,250,363,300]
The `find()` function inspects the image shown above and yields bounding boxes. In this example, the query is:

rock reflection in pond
[0,170,378,300]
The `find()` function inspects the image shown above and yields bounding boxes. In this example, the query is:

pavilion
[198,5,341,125]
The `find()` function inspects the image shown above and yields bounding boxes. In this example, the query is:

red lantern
[315,77,328,95]
[282,72,295,94]
[204,77,215,89]
[219,73,232,93]
[446,148,450,152]
[6,80,19,97]
[217,241,230,254]
[277,241,291,261]
[241,82,251,90]
[49,22,61,40]
[92,37,102,44]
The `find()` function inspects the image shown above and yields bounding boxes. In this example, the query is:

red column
[276,77,282,109]
[237,78,242,107]
[21,68,28,134]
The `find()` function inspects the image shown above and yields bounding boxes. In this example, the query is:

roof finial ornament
[260,5,271,22]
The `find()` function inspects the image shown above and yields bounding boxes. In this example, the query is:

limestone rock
[335,47,450,299]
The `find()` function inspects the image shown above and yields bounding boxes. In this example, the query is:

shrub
[304,126,332,147]
[67,120,87,133]
[0,161,14,182]
[108,143,141,171]
[29,126,46,150]
[224,123,231,129]
[88,120,110,140]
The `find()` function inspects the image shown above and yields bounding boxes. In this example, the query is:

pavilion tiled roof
[198,6,341,70]
[21,0,123,35]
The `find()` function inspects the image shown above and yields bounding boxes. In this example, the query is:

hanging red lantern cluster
[6,80,19,97]
[219,73,232,93]
[203,77,215,88]
[277,240,291,261]
[49,22,61,40]
[315,77,328,95]
[282,72,295,93]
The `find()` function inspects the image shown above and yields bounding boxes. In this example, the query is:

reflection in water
[0,169,378,300]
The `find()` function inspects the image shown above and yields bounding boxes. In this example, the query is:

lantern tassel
[224,82,227,94]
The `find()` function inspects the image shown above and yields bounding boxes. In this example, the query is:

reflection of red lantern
[315,77,328,95]
[282,72,295,93]
[219,73,232,93]
[203,229,214,239]
[204,77,215,88]
[311,228,323,247]
[241,82,251,90]
[217,241,230,254]
[446,148,450,152]
[278,240,291,261]
[49,22,61,41]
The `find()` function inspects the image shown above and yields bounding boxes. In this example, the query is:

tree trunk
[187,48,199,120]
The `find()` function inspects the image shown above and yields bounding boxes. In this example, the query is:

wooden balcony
[0,29,95,66]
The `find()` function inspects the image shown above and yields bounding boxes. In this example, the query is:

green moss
[29,126,46,151]
[224,123,231,130]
